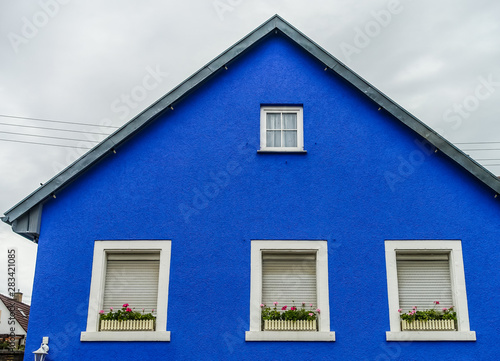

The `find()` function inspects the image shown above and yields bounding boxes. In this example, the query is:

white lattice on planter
[100,319,155,331]
[264,320,317,331]
[401,319,456,331]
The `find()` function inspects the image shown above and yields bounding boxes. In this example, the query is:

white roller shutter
[396,253,454,312]
[262,252,317,308]
[103,253,160,313]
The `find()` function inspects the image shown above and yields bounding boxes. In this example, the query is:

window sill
[257,149,307,154]
[80,331,171,342]
[386,331,476,341]
[245,331,335,341]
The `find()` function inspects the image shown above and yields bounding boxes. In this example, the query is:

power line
[455,141,500,145]
[0,122,110,136]
[0,130,99,143]
[0,114,120,129]
[0,138,92,149]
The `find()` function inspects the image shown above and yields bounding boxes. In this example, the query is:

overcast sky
[0,0,499,304]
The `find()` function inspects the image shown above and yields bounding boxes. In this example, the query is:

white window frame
[385,240,476,341]
[259,106,305,152]
[245,240,335,341]
[81,240,171,342]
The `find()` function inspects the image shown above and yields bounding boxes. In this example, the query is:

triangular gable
[3,15,500,241]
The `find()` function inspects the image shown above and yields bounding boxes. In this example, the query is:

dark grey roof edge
[3,15,500,239]
[2,15,280,226]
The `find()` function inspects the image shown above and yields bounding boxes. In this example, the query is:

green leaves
[99,304,155,321]
[261,302,317,321]
[399,306,457,323]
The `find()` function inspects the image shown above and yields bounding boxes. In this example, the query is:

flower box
[100,319,155,331]
[401,319,456,331]
[264,319,317,331]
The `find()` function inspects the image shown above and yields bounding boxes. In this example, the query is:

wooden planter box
[401,319,456,331]
[100,319,155,331]
[264,319,317,331]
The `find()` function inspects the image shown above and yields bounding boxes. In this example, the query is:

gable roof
[0,294,30,332]
[3,15,500,241]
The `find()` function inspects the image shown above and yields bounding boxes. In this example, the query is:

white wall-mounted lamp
[33,337,49,361]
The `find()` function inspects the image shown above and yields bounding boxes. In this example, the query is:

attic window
[259,106,305,152]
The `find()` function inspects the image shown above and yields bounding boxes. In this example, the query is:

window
[246,240,335,341]
[259,106,304,152]
[385,240,476,341]
[81,240,171,342]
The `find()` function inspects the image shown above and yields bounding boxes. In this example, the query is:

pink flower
[302,302,305,306]
[273,302,278,306]
[142,308,145,312]
[152,309,155,313]
[434,301,440,305]
[282,306,287,310]
[310,304,313,307]
[110,307,114,311]
[99,310,104,314]
[442,308,448,312]
[126,307,132,312]
[122,303,129,308]
[308,313,314,316]
[291,307,297,311]
[316,308,321,314]
[397,309,402,313]
[260,304,265,308]
[412,306,417,310]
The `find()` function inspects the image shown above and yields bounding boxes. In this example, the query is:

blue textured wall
[26,34,499,360]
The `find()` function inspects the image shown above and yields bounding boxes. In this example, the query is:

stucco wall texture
[26,34,499,360]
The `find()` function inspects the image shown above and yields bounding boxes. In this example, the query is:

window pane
[266,130,281,147]
[283,130,297,147]
[266,113,281,130]
[283,113,297,129]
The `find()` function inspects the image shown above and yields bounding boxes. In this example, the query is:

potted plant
[99,303,156,331]
[261,302,319,331]
[399,301,457,331]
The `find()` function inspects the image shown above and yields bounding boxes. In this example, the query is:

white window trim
[81,240,171,342]
[245,240,335,342]
[385,240,476,341]
[259,106,305,152]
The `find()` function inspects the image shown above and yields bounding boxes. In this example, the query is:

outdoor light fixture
[33,337,49,361]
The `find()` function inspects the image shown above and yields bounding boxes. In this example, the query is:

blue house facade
[3,16,499,360]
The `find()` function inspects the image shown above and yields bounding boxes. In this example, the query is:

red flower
[290,307,297,311]
[282,306,287,310]
[126,307,132,312]
[122,303,129,308]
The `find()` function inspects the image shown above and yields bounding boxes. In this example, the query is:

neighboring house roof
[2,15,500,242]
[0,294,30,332]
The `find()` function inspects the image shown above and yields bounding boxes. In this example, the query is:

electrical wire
[454,141,500,145]
[0,122,110,135]
[0,138,92,149]
[0,114,119,129]
[0,130,99,143]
